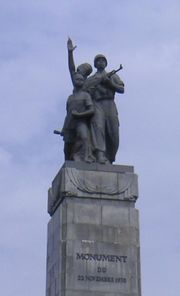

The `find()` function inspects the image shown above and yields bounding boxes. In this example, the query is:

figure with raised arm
[54,39,124,164]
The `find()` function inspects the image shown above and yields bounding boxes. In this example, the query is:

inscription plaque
[66,240,139,293]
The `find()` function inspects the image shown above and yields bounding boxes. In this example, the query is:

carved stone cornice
[48,161,138,216]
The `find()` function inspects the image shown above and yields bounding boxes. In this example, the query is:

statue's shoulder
[111,73,124,84]
[67,93,74,103]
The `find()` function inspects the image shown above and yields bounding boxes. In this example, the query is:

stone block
[64,291,139,296]
[65,201,74,224]
[66,224,102,241]
[102,206,129,226]
[73,203,101,225]
[129,208,139,228]
[63,161,134,173]
[63,240,140,294]
[48,162,138,216]
[46,163,141,296]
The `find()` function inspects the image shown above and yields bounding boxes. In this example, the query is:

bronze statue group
[55,38,124,164]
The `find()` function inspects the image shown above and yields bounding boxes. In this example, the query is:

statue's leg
[63,131,75,160]
[76,121,91,162]
[106,115,119,163]
[90,102,107,163]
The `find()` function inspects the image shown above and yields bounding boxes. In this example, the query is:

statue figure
[60,72,95,163]
[54,39,124,164]
[85,54,124,164]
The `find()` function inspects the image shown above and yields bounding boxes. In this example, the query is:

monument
[46,39,141,296]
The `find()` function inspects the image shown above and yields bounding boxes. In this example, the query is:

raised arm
[67,38,77,84]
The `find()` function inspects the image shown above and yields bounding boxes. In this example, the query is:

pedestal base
[46,162,141,296]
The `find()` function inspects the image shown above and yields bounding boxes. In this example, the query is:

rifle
[83,64,123,92]
[107,64,123,78]
[53,110,76,136]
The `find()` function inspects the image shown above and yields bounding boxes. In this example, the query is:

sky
[0,0,180,295]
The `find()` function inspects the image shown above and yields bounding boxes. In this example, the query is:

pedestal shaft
[46,162,141,296]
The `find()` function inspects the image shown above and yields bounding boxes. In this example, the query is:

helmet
[94,54,107,67]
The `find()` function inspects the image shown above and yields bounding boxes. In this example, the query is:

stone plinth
[46,161,141,296]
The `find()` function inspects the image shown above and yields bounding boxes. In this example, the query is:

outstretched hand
[67,37,77,51]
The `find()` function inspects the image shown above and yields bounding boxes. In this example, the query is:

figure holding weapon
[54,39,125,164]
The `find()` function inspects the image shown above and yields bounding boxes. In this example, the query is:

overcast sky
[0,1,180,295]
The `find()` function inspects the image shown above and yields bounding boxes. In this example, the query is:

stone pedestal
[46,161,141,296]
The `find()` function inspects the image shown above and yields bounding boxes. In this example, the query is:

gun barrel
[108,64,123,77]
[116,64,123,72]
[54,130,61,135]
